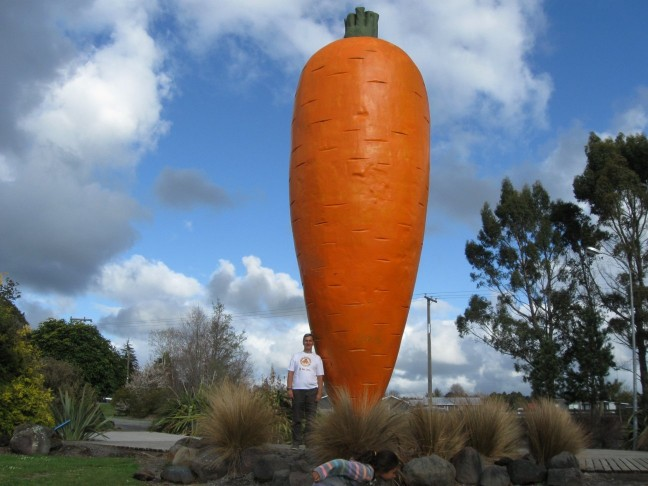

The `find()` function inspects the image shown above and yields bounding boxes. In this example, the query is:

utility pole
[424,295,437,406]
[70,317,93,324]
[125,339,131,383]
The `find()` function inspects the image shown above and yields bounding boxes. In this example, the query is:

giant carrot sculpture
[290,7,429,404]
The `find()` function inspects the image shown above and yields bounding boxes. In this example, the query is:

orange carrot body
[290,34,430,403]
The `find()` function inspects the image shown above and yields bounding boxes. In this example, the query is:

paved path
[89,430,187,451]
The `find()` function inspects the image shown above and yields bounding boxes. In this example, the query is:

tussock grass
[197,381,275,473]
[456,397,523,458]
[638,424,648,450]
[406,406,467,459]
[525,398,588,465]
[309,389,411,464]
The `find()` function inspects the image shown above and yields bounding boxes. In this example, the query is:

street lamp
[424,295,437,407]
[586,246,638,450]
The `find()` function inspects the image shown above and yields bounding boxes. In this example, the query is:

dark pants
[292,388,318,446]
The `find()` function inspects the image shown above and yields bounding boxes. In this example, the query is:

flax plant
[153,387,206,436]
[52,384,112,440]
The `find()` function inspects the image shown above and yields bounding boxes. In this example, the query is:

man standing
[287,333,324,448]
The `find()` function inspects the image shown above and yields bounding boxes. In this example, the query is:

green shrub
[153,389,206,435]
[456,397,523,458]
[39,357,86,397]
[525,398,588,464]
[112,385,171,418]
[406,405,467,459]
[52,384,112,440]
[254,368,291,443]
[309,389,411,464]
[198,381,276,474]
[0,374,54,436]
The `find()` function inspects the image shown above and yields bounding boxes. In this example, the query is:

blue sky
[2,0,647,397]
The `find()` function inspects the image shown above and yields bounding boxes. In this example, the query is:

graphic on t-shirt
[300,356,312,367]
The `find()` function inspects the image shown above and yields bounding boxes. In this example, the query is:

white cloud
[19,10,170,174]
[172,0,551,129]
[375,0,551,128]
[94,255,205,304]
[612,87,648,135]
[208,256,305,312]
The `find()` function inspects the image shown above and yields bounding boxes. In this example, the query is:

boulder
[452,446,483,484]
[132,468,157,481]
[546,467,583,486]
[189,446,228,482]
[171,445,199,466]
[478,464,510,486]
[547,451,580,469]
[160,464,195,484]
[255,453,293,482]
[506,458,546,485]
[9,424,58,455]
[402,454,456,486]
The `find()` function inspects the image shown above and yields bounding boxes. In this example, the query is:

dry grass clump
[525,398,588,465]
[456,397,523,458]
[406,405,467,460]
[638,424,648,450]
[197,380,276,473]
[309,389,411,464]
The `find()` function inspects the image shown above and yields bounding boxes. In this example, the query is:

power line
[90,289,491,329]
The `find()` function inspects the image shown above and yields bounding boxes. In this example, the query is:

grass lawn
[0,454,140,485]
[98,401,116,418]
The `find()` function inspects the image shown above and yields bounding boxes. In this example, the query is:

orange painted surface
[290,36,430,404]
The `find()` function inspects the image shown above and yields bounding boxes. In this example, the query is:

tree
[489,391,528,410]
[552,201,615,407]
[446,383,467,397]
[0,277,53,436]
[0,276,29,384]
[121,340,139,383]
[30,319,127,397]
[573,132,648,411]
[456,179,577,397]
[149,302,252,394]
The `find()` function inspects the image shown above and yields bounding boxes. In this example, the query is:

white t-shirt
[288,351,324,390]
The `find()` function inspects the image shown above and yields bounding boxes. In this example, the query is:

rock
[452,446,483,484]
[548,451,580,469]
[253,453,288,482]
[9,424,58,455]
[546,467,583,486]
[133,468,157,481]
[402,454,456,486]
[171,445,199,466]
[166,437,205,462]
[189,446,228,482]
[288,470,312,486]
[270,469,290,486]
[478,464,510,486]
[493,456,514,467]
[161,464,195,484]
[506,458,546,485]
